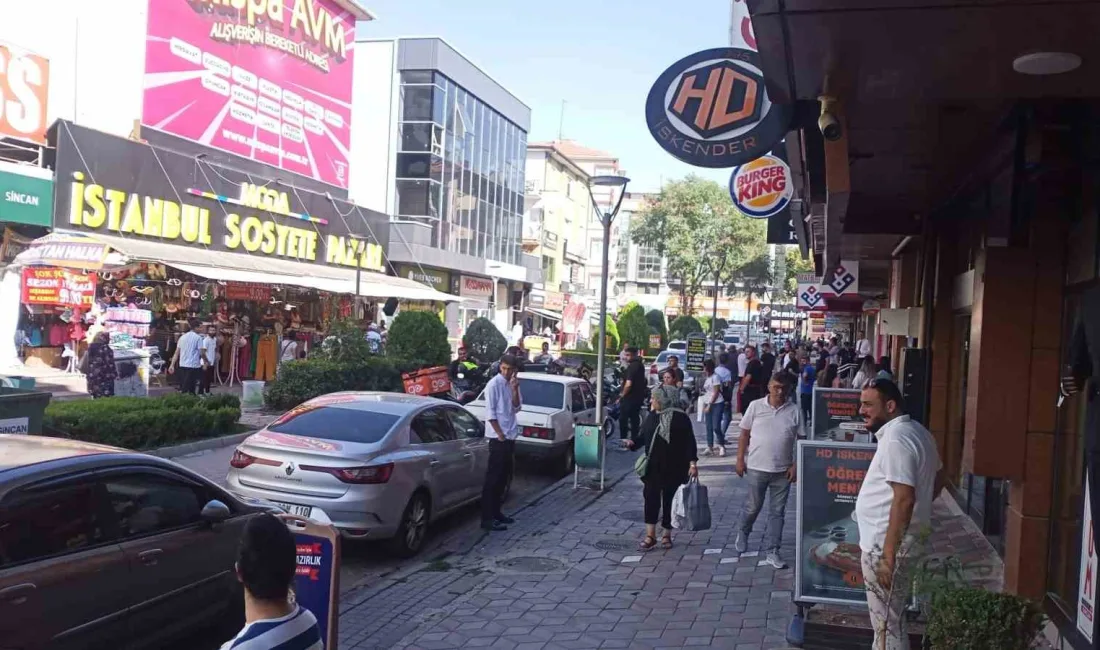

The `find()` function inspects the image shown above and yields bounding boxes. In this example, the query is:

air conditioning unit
[879,308,920,337]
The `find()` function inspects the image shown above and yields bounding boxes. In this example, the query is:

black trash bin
[0,387,53,435]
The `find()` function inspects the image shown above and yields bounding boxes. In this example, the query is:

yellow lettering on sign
[241,216,263,252]
[325,234,344,265]
[83,184,106,228]
[239,182,291,216]
[302,231,318,260]
[104,189,126,231]
[360,242,383,272]
[290,0,346,59]
[68,175,85,226]
[121,194,144,235]
[144,198,164,237]
[261,220,277,254]
[162,201,182,239]
[224,214,242,248]
[276,224,292,256]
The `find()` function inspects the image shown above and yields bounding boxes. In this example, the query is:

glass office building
[394,70,526,266]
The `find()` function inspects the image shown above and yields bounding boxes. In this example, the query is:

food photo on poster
[141,0,366,189]
[795,440,876,605]
[812,387,869,442]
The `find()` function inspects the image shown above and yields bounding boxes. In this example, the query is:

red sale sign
[21,267,96,307]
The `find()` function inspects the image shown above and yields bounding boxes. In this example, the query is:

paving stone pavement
[338,412,803,650]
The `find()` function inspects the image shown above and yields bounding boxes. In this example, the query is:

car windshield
[267,405,401,443]
[656,351,684,363]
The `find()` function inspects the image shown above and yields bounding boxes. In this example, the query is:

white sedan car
[464,373,597,474]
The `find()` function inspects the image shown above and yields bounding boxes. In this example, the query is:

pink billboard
[142,0,358,189]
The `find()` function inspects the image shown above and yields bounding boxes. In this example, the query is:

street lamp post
[586,175,630,489]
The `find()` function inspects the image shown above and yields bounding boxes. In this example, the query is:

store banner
[459,275,493,298]
[1,227,32,263]
[142,0,359,189]
[0,43,50,144]
[795,440,876,606]
[225,282,271,302]
[812,387,867,441]
[394,264,450,292]
[20,267,96,307]
[50,121,389,274]
[0,166,53,227]
[15,233,110,269]
[544,291,564,311]
[820,261,860,297]
[1079,469,1097,642]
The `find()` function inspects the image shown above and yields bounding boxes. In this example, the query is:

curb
[343,449,637,604]
[150,431,255,459]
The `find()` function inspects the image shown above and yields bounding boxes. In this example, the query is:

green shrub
[263,356,412,410]
[44,394,240,450]
[714,317,728,332]
[314,318,373,363]
[616,302,649,351]
[697,316,711,336]
[573,339,592,353]
[926,586,1044,650]
[669,315,702,340]
[589,315,619,352]
[646,310,669,349]
[387,311,450,368]
[463,317,507,363]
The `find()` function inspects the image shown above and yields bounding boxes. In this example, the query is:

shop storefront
[1,121,457,383]
[456,274,495,338]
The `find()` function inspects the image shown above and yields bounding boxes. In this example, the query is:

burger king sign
[729,154,792,219]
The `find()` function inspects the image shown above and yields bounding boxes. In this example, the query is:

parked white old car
[464,373,597,475]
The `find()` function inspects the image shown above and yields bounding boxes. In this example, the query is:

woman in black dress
[626,384,699,550]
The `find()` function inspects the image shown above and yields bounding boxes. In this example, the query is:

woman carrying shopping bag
[625,384,698,550]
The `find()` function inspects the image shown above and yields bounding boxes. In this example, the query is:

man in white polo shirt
[480,353,522,533]
[734,371,801,569]
[854,379,943,650]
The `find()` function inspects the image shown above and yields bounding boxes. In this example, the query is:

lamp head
[589,175,630,189]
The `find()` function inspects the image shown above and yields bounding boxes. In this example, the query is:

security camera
[818,96,842,142]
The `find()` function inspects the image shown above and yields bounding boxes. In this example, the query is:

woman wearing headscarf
[85,331,117,399]
[625,384,699,551]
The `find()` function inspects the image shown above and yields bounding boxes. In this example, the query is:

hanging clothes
[236,336,251,379]
[254,333,278,381]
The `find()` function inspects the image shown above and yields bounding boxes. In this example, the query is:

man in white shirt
[734,372,801,569]
[480,354,522,532]
[857,337,872,358]
[200,324,219,394]
[854,379,943,650]
[169,320,207,395]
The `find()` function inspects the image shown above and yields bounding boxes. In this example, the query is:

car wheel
[602,416,615,438]
[390,491,430,558]
[562,445,575,475]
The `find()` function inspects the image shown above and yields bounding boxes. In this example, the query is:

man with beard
[854,379,943,650]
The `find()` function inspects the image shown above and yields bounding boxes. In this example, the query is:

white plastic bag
[671,484,687,529]
[696,395,705,422]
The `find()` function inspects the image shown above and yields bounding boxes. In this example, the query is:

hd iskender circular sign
[645,48,791,168]
[729,154,793,218]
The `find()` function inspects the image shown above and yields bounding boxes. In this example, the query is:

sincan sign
[645,48,790,168]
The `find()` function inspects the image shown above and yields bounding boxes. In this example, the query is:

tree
[631,175,767,315]
[646,310,669,349]
[463,317,507,363]
[777,245,815,301]
[387,311,451,368]
[727,253,774,320]
[617,301,649,351]
[590,315,620,353]
[669,315,702,340]
[714,317,728,332]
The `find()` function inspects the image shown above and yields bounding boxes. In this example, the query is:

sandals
[661,533,673,549]
[639,535,658,551]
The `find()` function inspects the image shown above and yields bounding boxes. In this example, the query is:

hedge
[44,393,241,450]
[264,356,414,410]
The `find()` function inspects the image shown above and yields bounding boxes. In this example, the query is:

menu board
[812,387,870,442]
[795,440,876,605]
[686,334,706,372]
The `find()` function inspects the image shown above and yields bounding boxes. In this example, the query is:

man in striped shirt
[221,514,323,649]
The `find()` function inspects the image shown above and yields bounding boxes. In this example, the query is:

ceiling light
[1013,52,1081,75]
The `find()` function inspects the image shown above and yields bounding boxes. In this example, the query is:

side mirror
[200,499,232,525]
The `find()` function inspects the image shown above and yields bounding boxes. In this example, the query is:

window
[637,246,662,280]
[410,409,456,444]
[402,70,433,84]
[518,379,565,410]
[400,123,443,155]
[400,85,435,122]
[269,405,400,443]
[396,179,440,218]
[580,383,597,410]
[542,255,555,284]
[104,473,204,537]
[446,408,484,439]
[570,385,586,413]
[0,479,107,567]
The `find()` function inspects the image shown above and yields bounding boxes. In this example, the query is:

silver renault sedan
[225,392,495,556]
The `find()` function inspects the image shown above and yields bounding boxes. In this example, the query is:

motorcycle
[449,363,490,405]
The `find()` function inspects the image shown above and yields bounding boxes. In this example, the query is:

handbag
[77,351,90,374]
[682,477,712,531]
[671,485,687,529]
[634,427,658,478]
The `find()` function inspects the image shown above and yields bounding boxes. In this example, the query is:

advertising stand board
[686,334,706,373]
[283,515,341,649]
[811,387,869,442]
[794,440,876,606]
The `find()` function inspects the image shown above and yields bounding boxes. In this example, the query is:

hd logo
[826,265,856,295]
[668,60,763,139]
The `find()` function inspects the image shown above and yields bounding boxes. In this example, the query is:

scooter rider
[450,345,480,381]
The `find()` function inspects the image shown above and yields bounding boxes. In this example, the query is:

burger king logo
[729,154,792,219]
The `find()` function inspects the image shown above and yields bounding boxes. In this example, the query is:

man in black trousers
[619,347,647,445]
[481,354,522,532]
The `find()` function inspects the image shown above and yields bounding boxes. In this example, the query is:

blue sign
[293,532,338,647]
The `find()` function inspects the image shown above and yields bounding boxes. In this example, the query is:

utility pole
[558,100,567,140]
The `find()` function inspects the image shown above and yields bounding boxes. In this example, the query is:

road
[171,442,564,595]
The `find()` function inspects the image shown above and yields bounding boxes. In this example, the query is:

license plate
[273,501,312,518]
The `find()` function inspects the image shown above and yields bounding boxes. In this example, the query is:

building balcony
[521,253,543,285]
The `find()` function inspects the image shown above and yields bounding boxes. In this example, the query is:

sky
[357,0,733,193]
